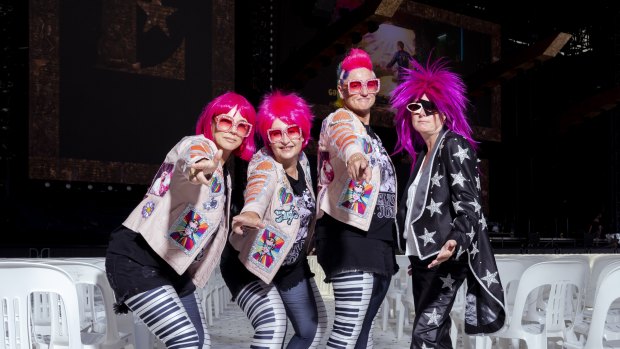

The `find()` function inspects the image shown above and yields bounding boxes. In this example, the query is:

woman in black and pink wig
[315,48,399,349]
[392,57,505,348]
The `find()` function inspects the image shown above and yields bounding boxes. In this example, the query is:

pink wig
[336,48,374,83]
[195,91,256,161]
[256,90,314,149]
[390,57,476,163]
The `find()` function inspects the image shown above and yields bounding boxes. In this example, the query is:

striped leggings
[326,271,391,349]
[125,285,210,349]
[236,277,328,349]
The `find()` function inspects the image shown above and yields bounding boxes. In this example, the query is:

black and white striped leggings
[125,285,210,349]
[236,277,328,348]
[326,271,391,349]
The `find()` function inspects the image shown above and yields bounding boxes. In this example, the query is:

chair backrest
[0,261,83,349]
[509,260,589,338]
[496,258,530,310]
[35,260,124,347]
[67,257,106,269]
[584,265,620,349]
[585,254,620,308]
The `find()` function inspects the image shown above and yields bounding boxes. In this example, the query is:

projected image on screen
[358,23,416,102]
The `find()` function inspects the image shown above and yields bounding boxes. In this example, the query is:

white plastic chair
[380,266,409,338]
[584,254,620,309]
[488,259,589,349]
[565,265,620,349]
[567,260,620,346]
[35,260,135,348]
[461,256,547,349]
[0,261,83,348]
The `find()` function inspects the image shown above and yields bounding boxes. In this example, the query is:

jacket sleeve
[324,110,368,164]
[442,136,481,255]
[241,159,277,219]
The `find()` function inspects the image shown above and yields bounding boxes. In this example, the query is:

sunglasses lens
[217,116,233,130]
[287,126,302,140]
[237,123,251,137]
[268,129,283,143]
[407,103,422,112]
[420,100,434,111]
[366,79,380,93]
[348,80,362,94]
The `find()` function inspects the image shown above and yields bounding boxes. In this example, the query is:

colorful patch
[250,226,288,271]
[274,205,299,225]
[208,176,223,195]
[278,187,294,204]
[361,138,373,154]
[168,207,210,254]
[148,163,174,196]
[339,180,374,216]
[202,198,219,211]
[141,201,156,218]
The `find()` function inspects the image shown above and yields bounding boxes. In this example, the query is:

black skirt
[219,239,314,301]
[105,225,196,313]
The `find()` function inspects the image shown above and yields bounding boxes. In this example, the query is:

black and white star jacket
[396,127,506,334]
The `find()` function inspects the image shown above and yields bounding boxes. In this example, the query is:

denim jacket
[123,135,230,288]
[316,108,394,231]
[229,148,315,284]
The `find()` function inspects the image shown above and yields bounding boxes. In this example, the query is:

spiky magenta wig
[256,90,314,149]
[390,57,476,163]
[195,91,256,161]
[337,48,374,83]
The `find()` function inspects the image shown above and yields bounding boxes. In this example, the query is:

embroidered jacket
[396,128,506,334]
[123,135,231,289]
[316,108,397,231]
[229,148,316,284]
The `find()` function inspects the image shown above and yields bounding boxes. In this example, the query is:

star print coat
[122,135,231,289]
[396,128,506,334]
[229,148,316,284]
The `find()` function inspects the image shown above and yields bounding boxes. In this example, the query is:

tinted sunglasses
[406,100,437,114]
[345,78,380,95]
[267,125,303,144]
[215,114,252,138]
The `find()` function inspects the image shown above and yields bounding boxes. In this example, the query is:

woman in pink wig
[220,90,327,348]
[391,57,505,348]
[105,92,256,348]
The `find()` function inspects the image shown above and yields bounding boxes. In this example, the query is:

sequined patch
[250,226,288,271]
[361,138,373,154]
[278,187,293,204]
[202,198,219,211]
[141,201,156,218]
[339,180,374,216]
[148,163,174,196]
[168,207,209,254]
[274,205,299,225]
[208,176,223,195]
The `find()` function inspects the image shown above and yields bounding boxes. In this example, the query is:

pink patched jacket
[317,108,394,231]
[123,135,231,288]
[229,148,315,284]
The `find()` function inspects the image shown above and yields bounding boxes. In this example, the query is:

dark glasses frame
[406,100,437,114]
[345,78,381,95]
[267,125,303,144]
[214,114,253,138]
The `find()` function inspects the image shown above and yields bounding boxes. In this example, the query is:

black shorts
[105,253,196,313]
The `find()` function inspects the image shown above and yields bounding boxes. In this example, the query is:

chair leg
[396,304,405,340]
[381,300,389,331]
